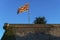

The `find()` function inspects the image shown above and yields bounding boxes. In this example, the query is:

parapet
[3,23,60,37]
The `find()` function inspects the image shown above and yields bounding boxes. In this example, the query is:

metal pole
[28,9,30,24]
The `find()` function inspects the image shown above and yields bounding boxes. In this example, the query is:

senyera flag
[17,3,29,14]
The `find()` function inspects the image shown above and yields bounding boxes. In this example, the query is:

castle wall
[49,27,60,37]
[4,24,60,37]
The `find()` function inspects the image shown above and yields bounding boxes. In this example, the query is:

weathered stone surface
[2,23,60,40]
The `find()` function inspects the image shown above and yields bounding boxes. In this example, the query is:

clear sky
[0,0,60,39]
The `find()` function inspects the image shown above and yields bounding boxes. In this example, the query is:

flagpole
[28,9,30,24]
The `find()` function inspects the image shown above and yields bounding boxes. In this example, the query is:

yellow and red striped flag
[17,3,29,14]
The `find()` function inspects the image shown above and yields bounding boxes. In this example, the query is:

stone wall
[3,23,60,37]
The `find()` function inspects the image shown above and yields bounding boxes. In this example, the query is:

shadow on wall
[1,32,60,40]
[1,32,16,40]
[15,33,60,40]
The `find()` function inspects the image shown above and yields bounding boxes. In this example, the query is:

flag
[17,3,29,14]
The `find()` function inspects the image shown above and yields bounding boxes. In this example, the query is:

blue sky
[0,0,60,39]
